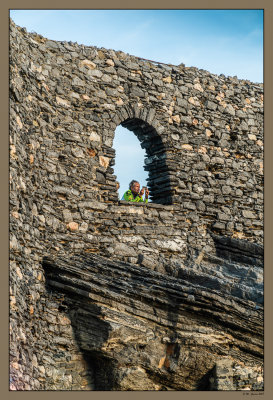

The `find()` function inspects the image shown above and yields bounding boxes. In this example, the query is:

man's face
[131,182,140,195]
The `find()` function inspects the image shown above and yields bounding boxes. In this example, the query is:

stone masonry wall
[9,19,263,390]
[209,359,263,390]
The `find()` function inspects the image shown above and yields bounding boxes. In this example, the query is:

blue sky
[10,9,263,198]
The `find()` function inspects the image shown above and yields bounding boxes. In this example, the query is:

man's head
[129,180,140,195]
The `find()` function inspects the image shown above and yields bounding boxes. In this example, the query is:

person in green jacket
[122,180,149,203]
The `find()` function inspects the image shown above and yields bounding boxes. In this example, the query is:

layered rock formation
[9,19,263,390]
[42,241,263,390]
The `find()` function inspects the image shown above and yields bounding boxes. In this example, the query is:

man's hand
[139,188,145,197]
[145,188,149,198]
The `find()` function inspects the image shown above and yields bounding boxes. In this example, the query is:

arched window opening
[113,118,173,205]
[113,125,149,201]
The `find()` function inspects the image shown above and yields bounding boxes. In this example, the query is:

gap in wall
[112,125,149,201]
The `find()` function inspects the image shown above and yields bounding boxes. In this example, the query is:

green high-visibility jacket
[122,189,148,203]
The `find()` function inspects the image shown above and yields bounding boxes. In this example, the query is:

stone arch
[109,104,173,205]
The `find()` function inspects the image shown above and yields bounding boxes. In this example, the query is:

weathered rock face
[42,246,263,391]
[9,18,263,391]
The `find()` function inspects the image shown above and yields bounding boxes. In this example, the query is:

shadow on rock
[42,256,117,390]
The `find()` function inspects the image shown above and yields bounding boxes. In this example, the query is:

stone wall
[209,360,263,391]
[9,19,263,391]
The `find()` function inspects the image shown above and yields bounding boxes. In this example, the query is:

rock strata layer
[42,249,263,391]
